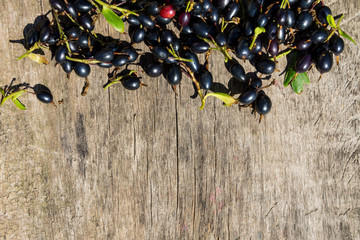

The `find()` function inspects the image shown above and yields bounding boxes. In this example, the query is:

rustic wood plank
[0,0,359,239]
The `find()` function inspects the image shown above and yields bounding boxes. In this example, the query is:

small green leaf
[336,14,344,28]
[327,15,337,28]
[10,90,26,100]
[101,6,125,33]
[254,26,266,36]
[12,99,26,110]
[200,92,238,110]
[284,67,295,87]
[290,72,310,94]
[338,28,357,45]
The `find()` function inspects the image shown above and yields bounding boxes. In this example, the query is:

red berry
[159,5,176,19]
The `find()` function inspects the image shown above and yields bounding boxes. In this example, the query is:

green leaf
[336,14,344,28]
[284,67,295,87]
[284,68,310,93]
[283,51,310,93]
[327,15,337,28]
[101,6,125,33]
[290,72,310,94]
[338,28,357,45]
[9,90,26,100]
[200,92,238,110]
[12,98,26,110]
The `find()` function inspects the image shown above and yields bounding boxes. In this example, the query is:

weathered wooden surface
[0,1,359,239]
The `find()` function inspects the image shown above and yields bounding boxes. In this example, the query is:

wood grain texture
[0,1,359,239]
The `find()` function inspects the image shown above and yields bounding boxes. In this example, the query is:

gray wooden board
[0,0,359,239]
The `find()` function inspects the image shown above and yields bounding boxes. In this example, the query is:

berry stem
[90,0,138,17]
[17,43,40,60]
[65,56,101,64]
[180,62,204,101]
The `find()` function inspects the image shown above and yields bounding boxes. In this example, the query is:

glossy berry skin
[67,27,82,39]
[160,30,174,45]
[243,21,254,37]
[255,94,272,115]
[61,60,73,73]
[131,28,146,43]
[145,62,164,77]
[316,51,333,73]
[310,28,328,44]
[255,59,275,75]
[199,70,213,90]
[98,62,113,68]
[296,39,312,51]
[138,14,155,29]
[36,90,53,103]
[202,0,213,12]
[66,3,78,19]
[166,65,182,85]
[39,26,51,43]
[68,41,79,53]
[239,87,258,105]
[159,5,176,19]
[122,47,138,62]
[227,26,242,47]
[268,40,279,56]
[112,55,128,67]
[317,6,332,26]
[49,0,66,12]
[298,0,313,9]
[277,26,286,43]
[192,21,210,38]
[157,15,173,25]
[77,34,92,49]
[257,14,268,28]
[184,51,200,73]
[25,28,38,49]
[152,46,169,60]
[79,14,94,31]
[127,15,140,26]
[250,77,262,89]
[55,45,68,64]
[74,0,92,13]
[190,42,210,53]
[217,0,231,9]
[252,38,263,54]
[285,9,296,28]
[235,39,250,60]
[215,32,227,47]
[74,62,90,77]
[224,2,240,21]
[329,35,345,56]
[207,7,220,25]
[230,63,246,82]
[178,12,191,26]
[146,2,160,16]
[296,53,312,73]
[122,77,141,90]
[266,22,277,40]
[276,9,287,25]
[94,49,114,62]
[296,12,313,31]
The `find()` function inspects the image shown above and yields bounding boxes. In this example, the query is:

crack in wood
[265,202,278,218]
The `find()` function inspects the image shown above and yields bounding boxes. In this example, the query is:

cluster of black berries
[20,0,349,119]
